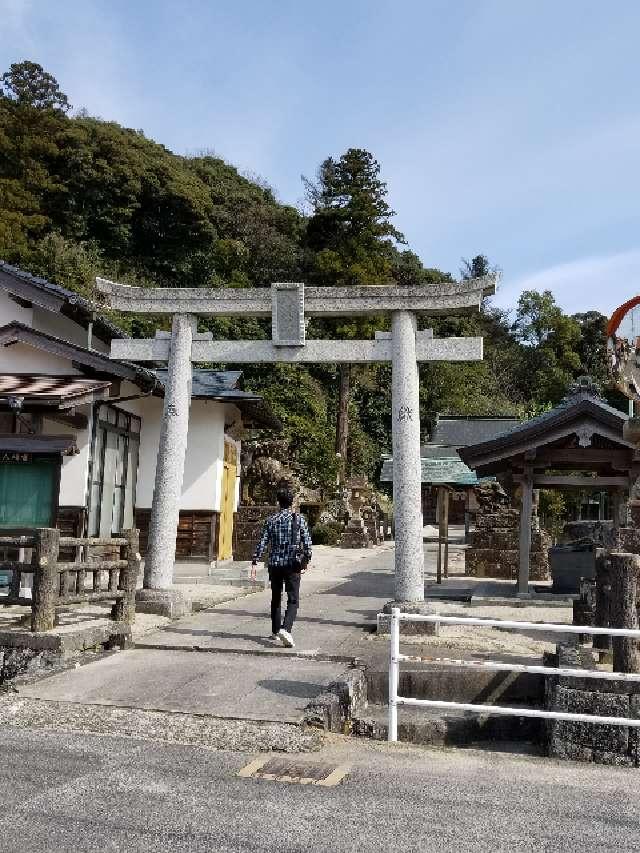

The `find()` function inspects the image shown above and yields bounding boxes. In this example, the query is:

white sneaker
[278,629,295,648]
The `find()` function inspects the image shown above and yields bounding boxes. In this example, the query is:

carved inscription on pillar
[272,283,305,346]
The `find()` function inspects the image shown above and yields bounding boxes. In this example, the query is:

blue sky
[2,0,639,318]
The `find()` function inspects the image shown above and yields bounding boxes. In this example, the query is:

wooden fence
[0,528,141,632]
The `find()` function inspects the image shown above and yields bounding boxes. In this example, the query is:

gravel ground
[0,695,322,753]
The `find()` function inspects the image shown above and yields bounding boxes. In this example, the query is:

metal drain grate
[238,757,350,787]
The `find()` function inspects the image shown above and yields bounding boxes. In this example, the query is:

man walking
[251,487,312,648]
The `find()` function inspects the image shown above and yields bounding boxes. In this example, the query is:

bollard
[113,528,141,625]
[610,551,640,673]
[31,528,60,632]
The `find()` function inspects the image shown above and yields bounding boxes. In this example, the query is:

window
[88,405,141,537]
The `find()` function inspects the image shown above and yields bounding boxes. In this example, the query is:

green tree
[392,248,454,285]
[304,148,404,479]
[1,61,70,112]
[513,290,582,404]
[572,310,609,388]
[460,253,499,280]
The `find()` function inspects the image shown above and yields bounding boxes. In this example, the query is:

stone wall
[545,643,640,766]
[465,508,550,581]
[232,505,277,561]
[562,520,616,548]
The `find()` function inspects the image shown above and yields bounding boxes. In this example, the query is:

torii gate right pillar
[391,310,424,602]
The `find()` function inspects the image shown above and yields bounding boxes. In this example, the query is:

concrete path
[137,544,395,657]
[13,540,573,726]
[18,649,345,723]
[18,545,396,724]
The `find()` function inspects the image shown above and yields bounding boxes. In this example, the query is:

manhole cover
[238,757,350,787]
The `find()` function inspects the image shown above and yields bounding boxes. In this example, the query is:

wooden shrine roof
[459,379,633,477]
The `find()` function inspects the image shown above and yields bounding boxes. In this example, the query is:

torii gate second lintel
[97,275,497,605]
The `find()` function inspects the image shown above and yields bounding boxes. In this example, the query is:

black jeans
[269,566,301,634]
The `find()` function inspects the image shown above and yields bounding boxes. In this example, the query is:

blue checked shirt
[253,509,313,569]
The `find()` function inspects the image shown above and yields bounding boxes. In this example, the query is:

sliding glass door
[88,405,140,537]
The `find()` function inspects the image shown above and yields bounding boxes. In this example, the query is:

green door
[0,458,57,529]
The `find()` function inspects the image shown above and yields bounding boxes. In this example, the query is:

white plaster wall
[42,409,92,507]
[182,403,226,511]
[0,341,81,374]
[31,306,110,352]
[0,290,33,326]
[124,395,226,512]
[0,292,111,352]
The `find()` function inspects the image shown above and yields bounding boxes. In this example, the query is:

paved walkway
[19,545,396,724]
[15,539,573,726]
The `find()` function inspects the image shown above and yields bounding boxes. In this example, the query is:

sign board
[0,452,32,463]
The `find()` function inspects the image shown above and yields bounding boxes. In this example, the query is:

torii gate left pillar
[98,276,496,615]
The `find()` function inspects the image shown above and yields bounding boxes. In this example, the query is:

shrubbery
[311,522,343,546]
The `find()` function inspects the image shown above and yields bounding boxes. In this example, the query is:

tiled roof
[154,368,281,430]
[154,369,259,401]
[430,416,521,448]
[460,385,630,470]
[380,451,480,485]
[0,260,126,343]
[0,322,160,391]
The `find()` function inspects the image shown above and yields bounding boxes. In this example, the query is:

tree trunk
[336,364,351,484]
[610,551,640,673]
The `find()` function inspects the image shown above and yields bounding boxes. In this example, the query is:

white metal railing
[386,608,640,743]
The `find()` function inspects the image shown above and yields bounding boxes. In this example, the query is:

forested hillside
[0,62,618,491]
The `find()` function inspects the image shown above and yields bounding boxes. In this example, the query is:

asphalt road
[1,727,639,853]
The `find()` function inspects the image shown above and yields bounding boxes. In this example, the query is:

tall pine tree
[304,149,404,480]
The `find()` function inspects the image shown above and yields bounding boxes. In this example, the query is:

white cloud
[493,250,640,317]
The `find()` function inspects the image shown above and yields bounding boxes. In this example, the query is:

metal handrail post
[389,607,400,742]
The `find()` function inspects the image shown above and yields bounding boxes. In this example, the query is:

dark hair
[277,487,294,508]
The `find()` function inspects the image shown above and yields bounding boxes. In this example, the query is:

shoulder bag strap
[291,512,300,547]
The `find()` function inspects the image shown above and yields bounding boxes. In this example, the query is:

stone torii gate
[98,275,496,611]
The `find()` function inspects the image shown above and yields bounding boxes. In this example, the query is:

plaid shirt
[253,509,313,568]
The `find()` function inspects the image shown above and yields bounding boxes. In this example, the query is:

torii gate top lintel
[96,274,497,318]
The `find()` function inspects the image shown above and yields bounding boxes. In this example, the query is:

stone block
[630,502,640,527]
[629,695,640,766]
[592,693,630,753]
[546,678,640,765]
[135,588,192,619]
[548,685,595,746]
[469,529,548,551]
[548,738,593,764]
[592,750,635,767]
[304,667,367,732]
[304,692,344,732]
[563,521,616,548]
[475,510,520,530]
[465,548,549,581]
[616,527,640,556]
